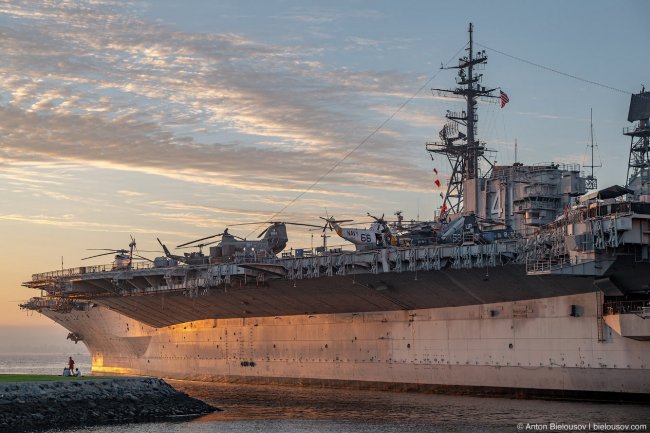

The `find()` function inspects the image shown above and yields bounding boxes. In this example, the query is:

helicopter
[322,212,443,250]
[321,213,401,250]
[82,236,154,270]
[155,229,240,265]
[389,210,440,246]
[160,221,321,263]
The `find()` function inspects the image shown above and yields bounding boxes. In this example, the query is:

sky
[0,0,648,348]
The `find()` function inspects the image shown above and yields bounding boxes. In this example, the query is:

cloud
[0,212,193,238]
[513,111,587,122]
[116,190,146,197]
[0,0,444,234]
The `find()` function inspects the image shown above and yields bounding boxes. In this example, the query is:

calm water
[0,353,91,376]
[1,355,647,433]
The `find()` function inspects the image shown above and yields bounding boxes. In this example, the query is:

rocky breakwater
[0,377,216,432]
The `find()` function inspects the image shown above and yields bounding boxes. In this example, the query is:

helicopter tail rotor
[318,216,353,232]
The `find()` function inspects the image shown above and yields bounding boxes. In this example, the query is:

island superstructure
[21,24,650,400]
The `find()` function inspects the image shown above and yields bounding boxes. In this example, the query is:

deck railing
[32,261,155,281]
[604,300,650,317]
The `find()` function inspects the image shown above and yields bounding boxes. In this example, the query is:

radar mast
[426,23,500,216]
[584,108,600,191]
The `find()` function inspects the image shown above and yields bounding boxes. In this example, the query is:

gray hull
[46,290,650,400]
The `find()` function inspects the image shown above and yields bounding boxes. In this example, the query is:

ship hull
[45,290,650,400]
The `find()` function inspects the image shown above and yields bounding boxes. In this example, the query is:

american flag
[500,90,509,108]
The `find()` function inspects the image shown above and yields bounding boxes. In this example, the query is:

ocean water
[1,355,647,433]
[0,353,91,376]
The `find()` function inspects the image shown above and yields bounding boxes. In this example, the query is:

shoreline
[0,377,217,432]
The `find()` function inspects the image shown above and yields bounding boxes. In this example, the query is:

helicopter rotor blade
[230,220,321,238]
[229,221,272,227]
[318,217,353,232]
[81,251,122,260]
[318,217,332,232]
[157,238,173,257]
[231,221,321,228]
[367,213,387,224]
[318,217,353,223]
[320,216,348,222]
[176,233,224,248]
[282,222,322,229]
[132,253,153,263]
[177,240,221,250]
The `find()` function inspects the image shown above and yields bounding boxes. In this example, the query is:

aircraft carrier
[21,24,650,400]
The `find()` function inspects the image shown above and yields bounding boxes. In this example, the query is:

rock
[0,378,217,432]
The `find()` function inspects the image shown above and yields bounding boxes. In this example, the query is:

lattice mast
[624,88,650,196]
[426,23,498,216]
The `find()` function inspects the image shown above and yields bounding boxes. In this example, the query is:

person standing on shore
[68,356,75,372]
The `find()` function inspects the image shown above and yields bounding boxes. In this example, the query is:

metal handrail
[33,261,155,280]
[623,125,650,135]
[604,300,650,316]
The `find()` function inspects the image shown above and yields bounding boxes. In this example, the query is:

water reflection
[37,380,650,433]
[173,381,648,427]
